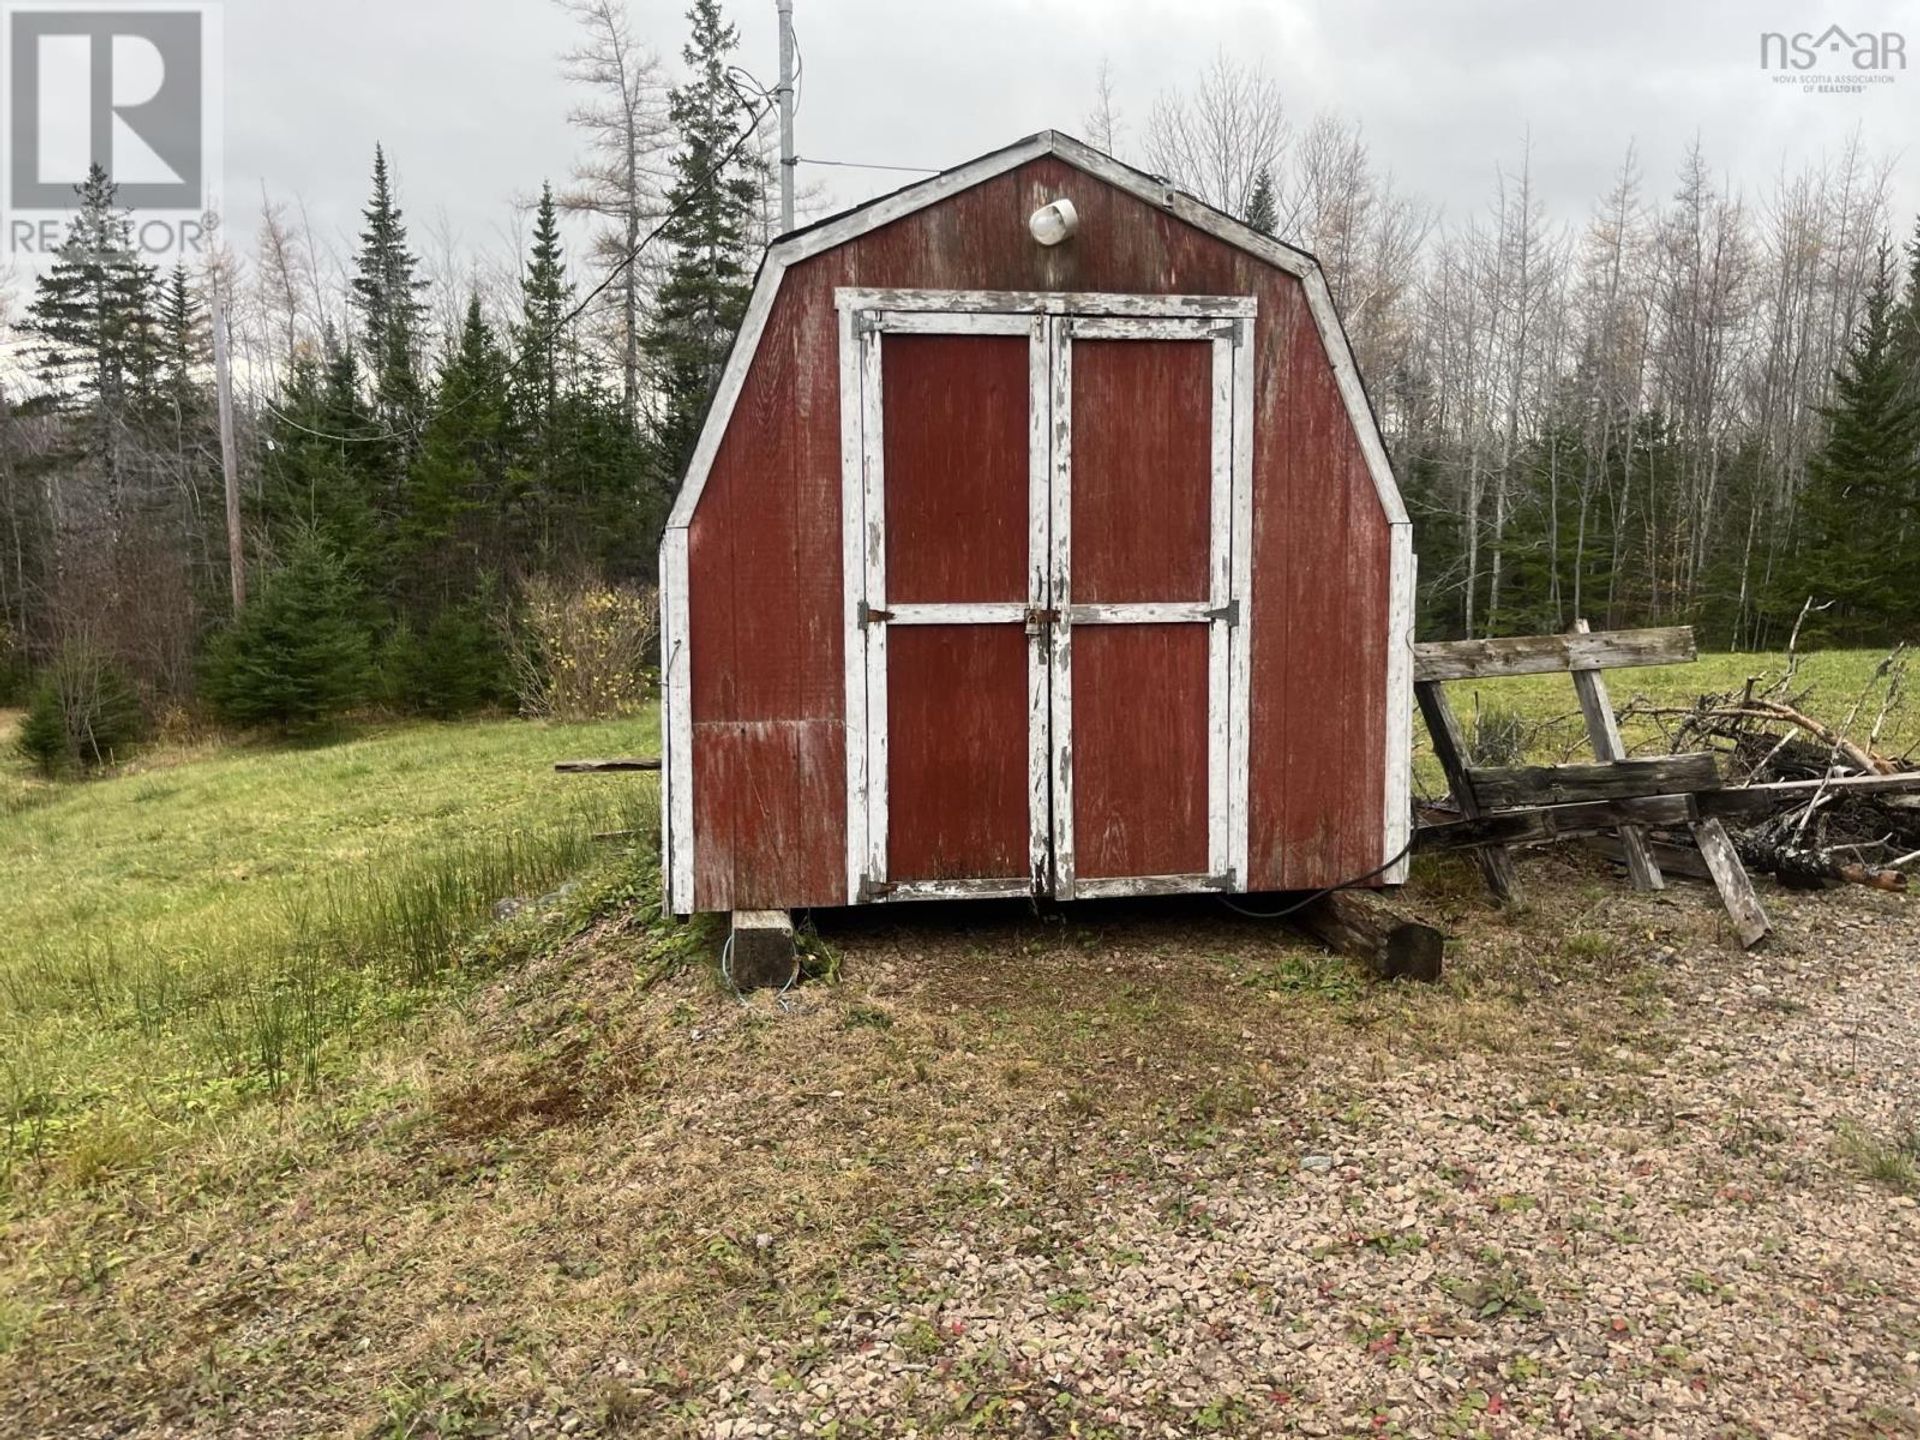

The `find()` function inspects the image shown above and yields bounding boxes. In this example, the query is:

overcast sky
[204,0,1920,281]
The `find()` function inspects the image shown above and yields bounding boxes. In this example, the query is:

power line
[261,72,778,447]
[797,157,940,174]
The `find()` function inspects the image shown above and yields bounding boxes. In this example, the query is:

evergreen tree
[257,342,388,592]
[646,0,768,483]
[1244,167,1278,237]
[201,528,373,728]
[349,146,429,437]
[1781,242,1920,641]
[22,164,160,414]
[156,264,208,427]
[405,297,516,595]
[518,182,576,433]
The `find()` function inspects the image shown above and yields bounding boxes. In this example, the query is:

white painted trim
[870,311,1039,337]
[1382,524,1415,884]
[882,602,1030,626]
[1067,602,1212,625]
[878,878,1038,903]
[661,528,694,914]
[1026,314,1053,896]
[860,323,889,894]
[837,288,1256,319]
[838,304,868,905]
[1206,332,1234,881]
[1048,318,1076,901]
[1228,321,1255,892]
[1067,315,1237,342]
[1074,873,1233,900]
[1300,266,1408,527]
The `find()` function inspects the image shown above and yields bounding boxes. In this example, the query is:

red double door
[844,293,1253,902]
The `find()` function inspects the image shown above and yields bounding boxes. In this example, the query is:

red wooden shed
[660,131,1413,919]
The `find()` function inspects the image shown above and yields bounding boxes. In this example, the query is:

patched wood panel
[690,719,844,911]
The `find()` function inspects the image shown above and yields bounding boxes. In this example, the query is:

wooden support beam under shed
[555,757,663,773]
[727,910,798,991]
[1293,891,1446,983]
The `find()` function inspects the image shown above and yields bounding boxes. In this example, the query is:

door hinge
[858,601,895,628]
[853,310,883,337]
[858,875,898,902]
[1207,599,1241,627]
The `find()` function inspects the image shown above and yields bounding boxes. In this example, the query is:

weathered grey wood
[1689,819,1770,949]
[1583,835,1715,882]
[1294,891,1446,983]
[1415,680,1517,901]
[1417,793,1701,852]
[555,758,664,773]
[1467,753,1721,810]
[1698,770,1920,821]
[1568,620,1664,892]
[1413,626,1696,683]
[727,910,797,990]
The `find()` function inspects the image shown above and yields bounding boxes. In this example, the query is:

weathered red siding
[686,155,1388,910]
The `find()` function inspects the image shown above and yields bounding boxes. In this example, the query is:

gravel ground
[695,876,1920,1438]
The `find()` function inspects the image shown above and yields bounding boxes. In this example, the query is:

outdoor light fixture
[1028,197,1079,246]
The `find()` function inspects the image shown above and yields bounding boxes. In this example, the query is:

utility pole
[212,286,246,612]
[776,0,796,234]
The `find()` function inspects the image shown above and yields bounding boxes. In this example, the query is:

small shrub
[201,531,372,730]
[14,641,147,775]
[507,574,657,720]
[1467,701,1528,767]
[379,605,510,718]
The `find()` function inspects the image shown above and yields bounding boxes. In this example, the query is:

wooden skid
[1466,754,1721,810]
[1413,626,1696,683]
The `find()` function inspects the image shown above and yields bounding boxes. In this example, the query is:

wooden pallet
[1413,622,1770,949]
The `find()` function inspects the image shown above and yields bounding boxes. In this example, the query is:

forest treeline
[1098,56,1920,649]
[2,32,1917,764]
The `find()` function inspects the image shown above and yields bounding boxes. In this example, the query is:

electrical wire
[1216,833,1419,920]
[259,70,779,447]
[796,157,941,174]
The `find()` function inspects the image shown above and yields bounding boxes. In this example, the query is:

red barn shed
[660,131,1413,919]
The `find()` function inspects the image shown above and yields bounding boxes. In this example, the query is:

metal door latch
[1025,606,1061,637]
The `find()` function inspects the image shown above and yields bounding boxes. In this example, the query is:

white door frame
[837,288,1256,904]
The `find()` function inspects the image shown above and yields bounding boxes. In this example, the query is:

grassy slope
[0,714,659,1189]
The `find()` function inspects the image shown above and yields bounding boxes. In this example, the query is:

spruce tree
[156,264,207,426]
[1785,242,1920,641]
[406,297,515,594]
[23,164,160,413]
[1245,167,1279,236]
[349,146,429,437]
[258,342,388,591]
[519,182,575,430]
[646,0,768,483]
[201,528,372,729]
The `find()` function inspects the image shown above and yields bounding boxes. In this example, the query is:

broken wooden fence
[1412,623,1771,948]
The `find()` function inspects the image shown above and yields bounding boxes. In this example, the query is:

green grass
[1416,649,1917,794]
[0,713,658,1192]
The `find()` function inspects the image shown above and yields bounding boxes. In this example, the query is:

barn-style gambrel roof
[664,130,1407,534]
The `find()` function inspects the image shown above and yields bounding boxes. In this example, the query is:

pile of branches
[1621,604,1918,892]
